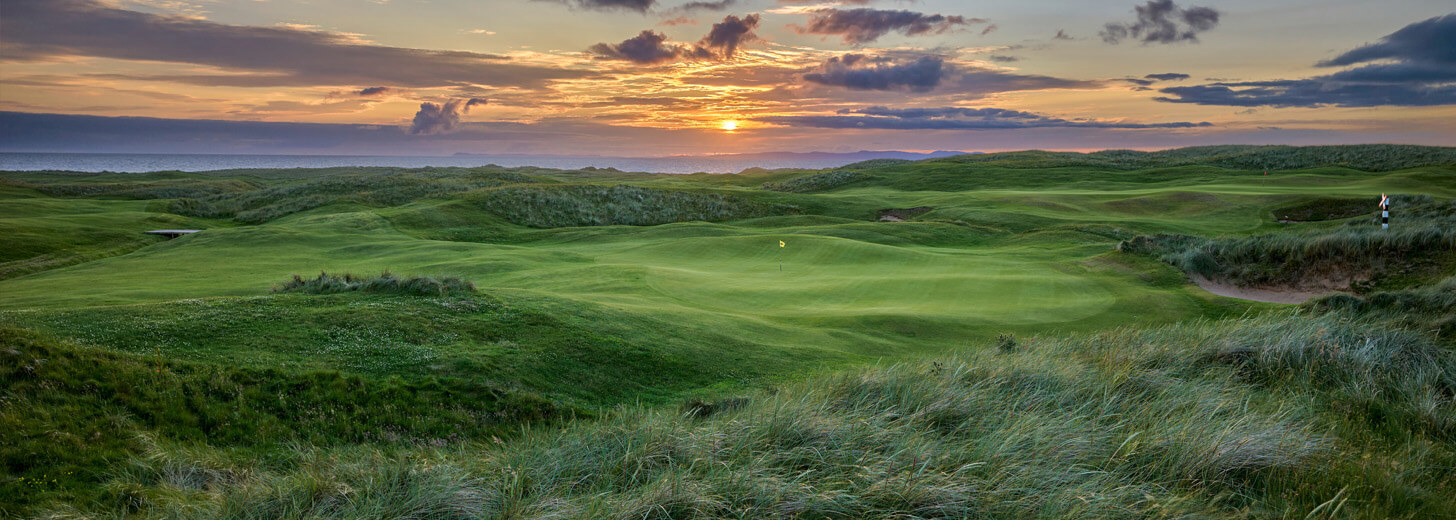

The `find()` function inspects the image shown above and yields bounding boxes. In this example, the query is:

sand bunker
[1190,275,1335,304]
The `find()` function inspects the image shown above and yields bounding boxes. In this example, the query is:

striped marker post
[1380,193,1389,229]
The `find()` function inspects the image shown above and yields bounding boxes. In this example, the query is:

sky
[1,0,1453,156]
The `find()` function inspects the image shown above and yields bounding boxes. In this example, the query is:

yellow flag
[779,240,785,248]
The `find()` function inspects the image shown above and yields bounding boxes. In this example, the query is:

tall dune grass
[49,313,1456,518]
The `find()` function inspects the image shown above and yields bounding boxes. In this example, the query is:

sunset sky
[1,0,1453,156]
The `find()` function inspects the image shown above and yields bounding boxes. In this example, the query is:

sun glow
[720,120,738,132]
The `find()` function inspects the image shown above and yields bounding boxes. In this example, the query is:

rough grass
[39,313,1456,519]
[466,184,797,228]
[168,169,538,224]
[0,326,560,515]
[1119,195,1456,291]
[761,170,871,193]
[274,271,477,297]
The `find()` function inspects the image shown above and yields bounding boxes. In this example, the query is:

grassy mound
[1310,275,1456,341]
[0,326,560,514]
[1120,195,1456,291]
[467,184,796,228]
[168,169,539,224]
[43,313,1456,518]
[761,170,871,192]
[274,271,477,297]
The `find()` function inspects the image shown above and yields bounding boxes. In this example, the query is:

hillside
[1,144,1454,517]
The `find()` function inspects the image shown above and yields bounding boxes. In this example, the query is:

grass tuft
[273,271,477,297]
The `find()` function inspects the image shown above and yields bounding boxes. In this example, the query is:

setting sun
[721,120,738,132]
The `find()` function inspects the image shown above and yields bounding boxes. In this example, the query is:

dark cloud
[1144,73,1190,81]
[1316,14,1456,68]
[0,0,588,89]
[803,54,946,92]
[980,24,999,36]
[700,14,760,57]
[589,14,758,63]
[795,8,985,44]
[589,30,692,64]
[759,105,1212,130]
[408,98,488,135]
[1100,0,1220,44]
[675,0,736,12]
[1123,78,1155,86]
[801,53,1098,96]
[558,0,656,12]
[1156,14,1456,107]
[988,55,1019,63]
[356,87,393,96]
[1054,29,1074,40]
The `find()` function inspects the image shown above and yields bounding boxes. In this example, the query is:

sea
[0,152,946,175]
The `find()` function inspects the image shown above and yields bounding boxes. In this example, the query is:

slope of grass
[0,326,560,515]
[40,312,1456,519]
[761,170,872,193]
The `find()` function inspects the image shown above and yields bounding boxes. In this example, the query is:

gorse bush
[468,184,796,228]
[762,170,872,192]
[47,313,1456,518]
[274,271,477,297]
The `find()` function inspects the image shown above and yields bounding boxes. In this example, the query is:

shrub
[274,271,477,297]
[468,184,796,228]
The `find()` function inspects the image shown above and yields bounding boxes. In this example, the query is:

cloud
[988,55,1019,63]
[794,8,984,44]
[803,54,946,92]
[1315,13,1456,68]
[1155,14,1456,107]
[675,0,735,12]
[557,0,656,12]
[0,0,588,89]
[1054,29,1074,40]
[700,14,760,57]
[589,14,758,63]
[1100,0,1220,44]
[408,98,487,135]
[759,105,1213,130]
[357,87,393,96]
[589,30,692,64]
[801,53,1099,96]
[1144,73,1190,81]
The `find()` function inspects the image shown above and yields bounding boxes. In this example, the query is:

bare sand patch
[1190,275,1336,304]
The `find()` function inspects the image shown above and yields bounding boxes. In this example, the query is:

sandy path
[1190,275,1332,304]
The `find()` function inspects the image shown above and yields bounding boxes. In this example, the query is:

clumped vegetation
[169,170,538,224]
[38,313,1456,518]
[761,170,872,192]
[1310,275,1456,341]
[274,271,477,297]
[0,327,559,514]
[468,184,796,228]
[926,144,1456,171]
[1119,195,1456,290]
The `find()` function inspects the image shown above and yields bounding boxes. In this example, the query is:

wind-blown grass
[1119,195,1456,290]
[274,271,477,297]
[42,312,1456,518]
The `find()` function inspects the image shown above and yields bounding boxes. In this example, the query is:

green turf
[2,145,1454,516]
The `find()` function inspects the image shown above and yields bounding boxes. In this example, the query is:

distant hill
[918,145,1456,172]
